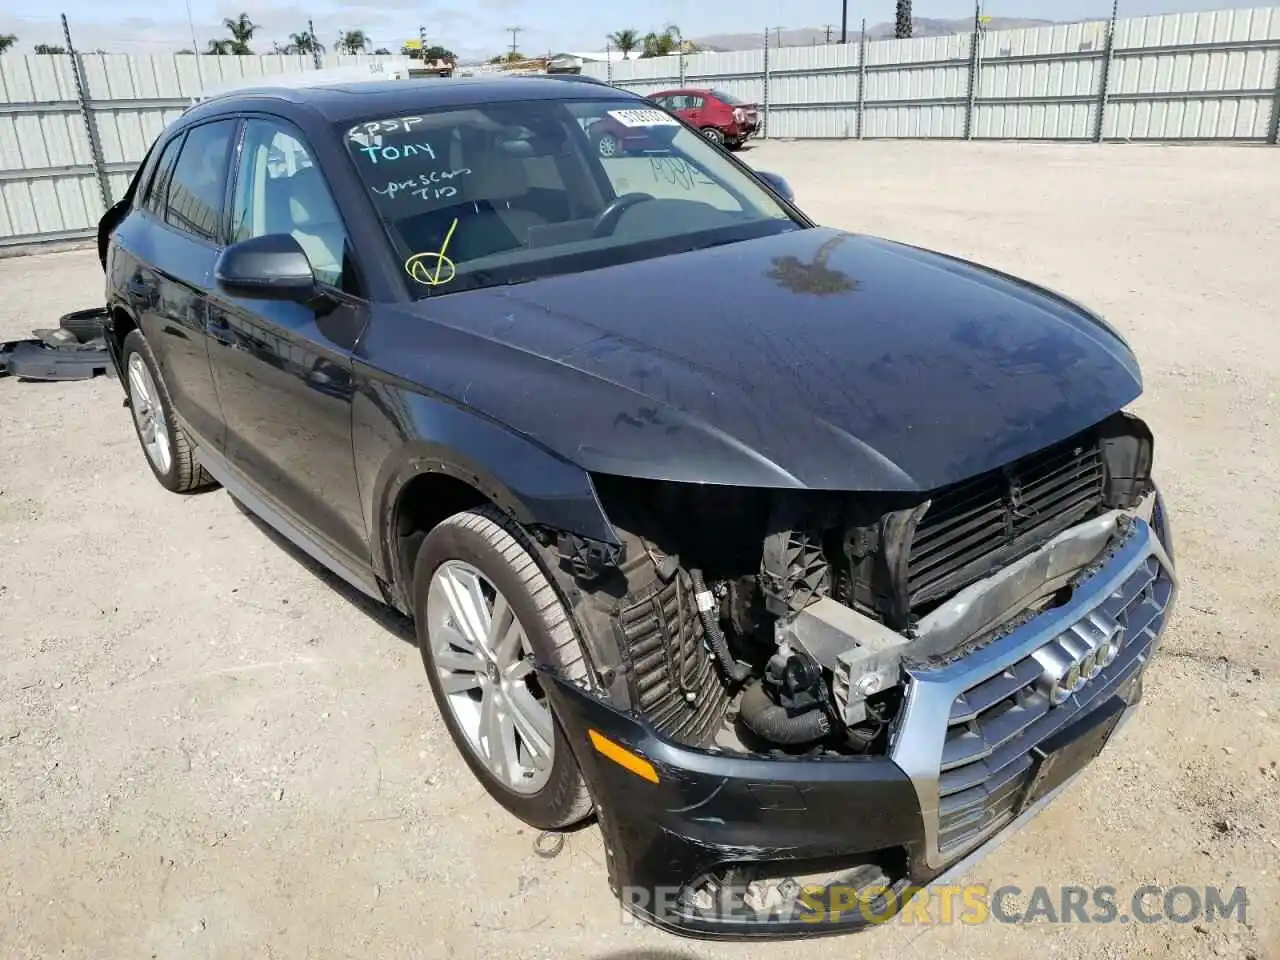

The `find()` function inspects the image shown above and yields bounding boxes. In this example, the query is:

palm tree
[768,234,856,296]
[205,38,233,55]
[222,12,259,55]
[895,0,913,39]
[0,34,18,54]
[287,31,323,55]
[337,30,368,55]
[641,23,682,58]
[608,29,639,57]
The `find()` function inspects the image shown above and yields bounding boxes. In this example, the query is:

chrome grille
[934,554,1173,856]
[908,437,1106,607]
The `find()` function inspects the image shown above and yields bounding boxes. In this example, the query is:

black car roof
[195,75,639,125]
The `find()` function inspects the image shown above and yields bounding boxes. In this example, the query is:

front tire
[413,506,593,830]
[121,329,215,494]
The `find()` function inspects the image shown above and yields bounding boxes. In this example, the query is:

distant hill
[694,17,1066,52]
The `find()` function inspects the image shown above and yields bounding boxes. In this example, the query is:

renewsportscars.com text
[619,883,1248,927]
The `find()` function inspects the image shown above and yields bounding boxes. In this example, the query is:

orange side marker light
[588,729,660,784]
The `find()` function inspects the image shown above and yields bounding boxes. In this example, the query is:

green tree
[221,12,259,55]
[337,29,368,54]
[640,23,681,58]
[373,47,391,55]
[205,39,233,55]
[424,44,455,63]
[895,0,913,39]
[607,29,639,56]
[286,31,323,55]
[33,43,67,54]
[0,34,18,54]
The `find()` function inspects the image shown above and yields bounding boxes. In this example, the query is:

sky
[0,0,1263,61]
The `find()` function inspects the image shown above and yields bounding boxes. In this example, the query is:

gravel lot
[1,140,1277,960]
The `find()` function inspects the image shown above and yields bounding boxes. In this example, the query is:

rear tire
[121,329,216,494]
[595,132,621,158]
[701,127,726,146]
[413,505,593,830]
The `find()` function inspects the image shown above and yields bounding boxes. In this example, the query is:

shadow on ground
[227,491,416,646]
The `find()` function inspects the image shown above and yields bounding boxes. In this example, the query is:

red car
[585,88,760,157]
[649,88,760,149]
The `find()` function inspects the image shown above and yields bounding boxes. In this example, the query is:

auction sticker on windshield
[607,109,680,128]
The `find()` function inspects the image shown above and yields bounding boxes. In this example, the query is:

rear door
[206,116,370,568]
[119,119,238,448]
[672,93,705,127]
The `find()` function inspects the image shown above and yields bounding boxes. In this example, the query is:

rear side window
[142,135,182,216]
[164,120,236,243]
[711,89,746,106]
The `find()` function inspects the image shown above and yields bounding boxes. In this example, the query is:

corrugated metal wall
[0,52,388,247]
[592,5,1280,146]
[2,8,1279,246]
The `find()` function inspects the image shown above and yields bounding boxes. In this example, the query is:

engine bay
[547,411,1155,758]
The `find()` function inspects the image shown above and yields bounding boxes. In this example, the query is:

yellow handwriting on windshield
[405,217,459,286]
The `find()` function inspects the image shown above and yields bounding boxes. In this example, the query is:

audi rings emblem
[1031,611,1125,705]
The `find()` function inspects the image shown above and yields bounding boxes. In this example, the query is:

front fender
[353,376,619,591]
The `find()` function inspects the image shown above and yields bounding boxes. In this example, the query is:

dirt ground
[1,140,1277,960]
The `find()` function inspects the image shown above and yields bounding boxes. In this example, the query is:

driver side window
[231,119,353,292]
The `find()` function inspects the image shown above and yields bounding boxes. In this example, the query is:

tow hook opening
[675,849,909,924]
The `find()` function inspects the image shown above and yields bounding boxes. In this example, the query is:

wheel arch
[371,439,618,613]
[105,300,139,376]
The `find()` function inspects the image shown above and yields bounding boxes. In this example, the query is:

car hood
[379,227,1142,492]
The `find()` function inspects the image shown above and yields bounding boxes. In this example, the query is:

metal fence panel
[1103,6,1280,138]
[857,34,971,138]
[974,101,1098,139]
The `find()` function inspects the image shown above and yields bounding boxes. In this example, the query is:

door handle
[126,275,156,299]
[207,315,236,347]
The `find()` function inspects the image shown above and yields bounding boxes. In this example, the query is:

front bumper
[546,508,1177,940]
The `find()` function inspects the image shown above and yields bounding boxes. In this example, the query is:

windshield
[340,97,798,297]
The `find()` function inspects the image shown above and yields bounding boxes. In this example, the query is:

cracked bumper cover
[543,499,1176,941]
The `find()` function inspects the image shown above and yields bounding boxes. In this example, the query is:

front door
[206,117,370,567]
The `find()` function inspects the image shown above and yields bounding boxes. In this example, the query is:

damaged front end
[535,411,1177,939]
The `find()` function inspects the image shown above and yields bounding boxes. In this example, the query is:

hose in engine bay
[738,680,833,745]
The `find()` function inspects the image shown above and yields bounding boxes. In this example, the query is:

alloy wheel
[426,560,555,794]
[127,352,172,475]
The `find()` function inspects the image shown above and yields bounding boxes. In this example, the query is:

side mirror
[215,233,316,301]
[756,170,795,203]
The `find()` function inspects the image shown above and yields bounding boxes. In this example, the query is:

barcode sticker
[606,109,680,128]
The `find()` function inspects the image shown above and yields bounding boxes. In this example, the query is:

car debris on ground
[0,308,112,382]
